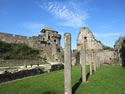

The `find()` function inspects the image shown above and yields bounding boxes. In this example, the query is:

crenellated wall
[0,32,28,44]
[0,27,63,63]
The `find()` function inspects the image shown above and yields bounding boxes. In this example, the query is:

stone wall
[0,63,64,83]
[0,27,63,63]
[114,36,125,66]
[77,27,104,51]
[0,32,28,44]
[76,27,120,66]
[96,50,119,65]
[0,60,38,66]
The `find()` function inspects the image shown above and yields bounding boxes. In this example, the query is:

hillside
[0,41,41,60]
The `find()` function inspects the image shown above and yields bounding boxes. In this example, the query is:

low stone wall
[0,68,43,83]
[0,60,38,66]
[0,63,64,83]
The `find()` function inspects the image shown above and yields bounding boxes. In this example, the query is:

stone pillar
[93,51,97,72]
[97,56,101,68]
[24,64,27,68]
[80,45,86,83]
[64,33,72,94]
[31,64,33,68]
[37,64,39,67]
[89,50,92,75]
[96,56,99,69]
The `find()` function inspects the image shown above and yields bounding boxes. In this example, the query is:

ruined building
[74,27,117,66]
[0,27,63,63]
[114,37,125,66]
[77,27,104,51]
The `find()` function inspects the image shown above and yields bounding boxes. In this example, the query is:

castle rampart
[0,27,63,63]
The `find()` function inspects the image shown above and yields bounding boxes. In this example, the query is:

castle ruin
[0,27,63,63]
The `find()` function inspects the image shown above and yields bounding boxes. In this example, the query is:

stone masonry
[77,27,104,51]
[64,33,72,94]
[0,27,63,63]
[77,27,117,66]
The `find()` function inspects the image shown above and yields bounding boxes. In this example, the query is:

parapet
[14,35,27,40]
[0,32,13,38]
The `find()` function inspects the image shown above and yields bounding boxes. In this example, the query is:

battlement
[0,32,13,38]
[0,27,61,46]
[0,27,62,63]
[0,32,28,44]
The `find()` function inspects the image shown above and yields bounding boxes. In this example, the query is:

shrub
[73,50,80,54]
[103,45,114,51]
[0,41,41,60]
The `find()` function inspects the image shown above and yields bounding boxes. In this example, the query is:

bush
[60,52,64,58]
[103,45,114,51]
[73,50,80,54]
[0,41,41,60]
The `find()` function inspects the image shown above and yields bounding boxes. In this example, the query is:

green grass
[39,62,49,65]
[0,66,125,94]
[0,66,84,94]
[76,66,125,94]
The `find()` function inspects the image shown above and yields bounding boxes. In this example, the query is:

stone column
[89,50,92,75]
[97,56,101,68]
[80,45,86,83]
[31,64,33,68]
[93,51,97,72]
[24,64,27,68]
[96,56,99,69]
[64,33,72,94]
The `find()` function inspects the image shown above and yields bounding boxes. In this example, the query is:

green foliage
[123,37,125,41]
[82,27,87,29]
[39,62,49,65]
[73,50,80,54]
[103,45,114,51]
[60,51,64,57]
[0,41,41,60]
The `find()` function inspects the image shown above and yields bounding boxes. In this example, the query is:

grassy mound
[0,41,41,60]
[0,66,125,94]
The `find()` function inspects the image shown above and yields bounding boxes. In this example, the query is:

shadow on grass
[72,77,82,94]
[86,72,90,80]
[72,72,90,94]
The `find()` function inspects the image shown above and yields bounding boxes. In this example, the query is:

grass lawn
[39,62,49,65]
[76,66,125,94]
[0,65,125,94]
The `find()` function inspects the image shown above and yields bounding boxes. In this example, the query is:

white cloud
[24,22,44,29]
[94,32,120,38]
[40,1,88,27]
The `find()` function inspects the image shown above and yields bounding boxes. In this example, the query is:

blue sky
[0,0,125,49]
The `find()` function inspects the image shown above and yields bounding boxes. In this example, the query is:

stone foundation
[0,63,64,83]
